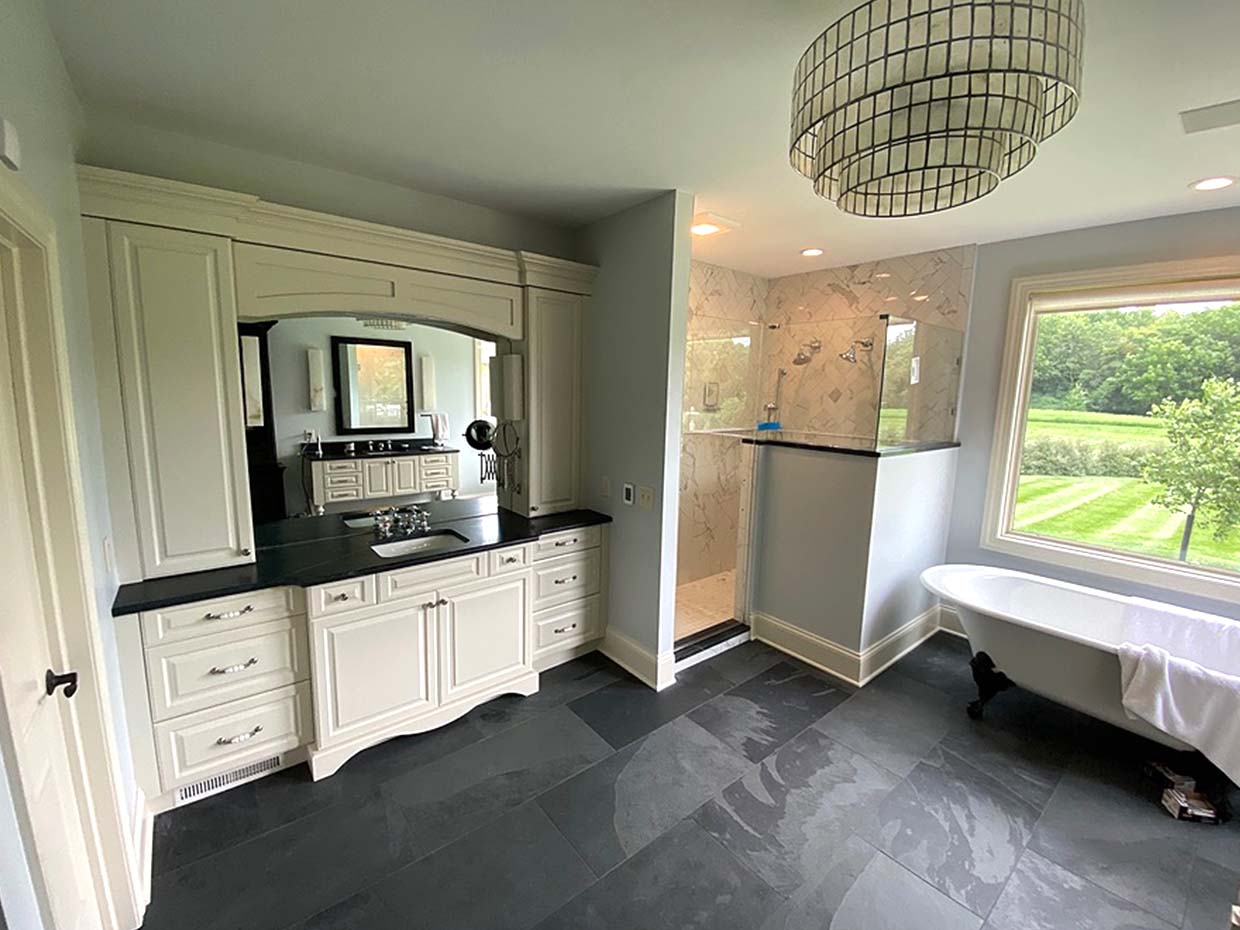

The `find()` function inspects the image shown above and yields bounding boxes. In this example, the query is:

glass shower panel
[876,315,964,444]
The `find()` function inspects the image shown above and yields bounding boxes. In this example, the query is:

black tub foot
[968,652,1013,720]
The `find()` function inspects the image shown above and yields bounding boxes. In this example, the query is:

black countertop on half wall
[739,429,960,458]
[111,496,611,617]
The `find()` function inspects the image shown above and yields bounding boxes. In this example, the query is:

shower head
[792,338,822,366]
[839,338,874,364]
[793,350,813,366]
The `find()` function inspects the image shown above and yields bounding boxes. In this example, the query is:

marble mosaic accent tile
[534,819,782,930]
[688,660,849,763]
[759,834,982,930]
[537,715,752,875]
[985,850,1176,930]
[863,745,1040,916]
[695,726,900,894]
[813,670,957,778]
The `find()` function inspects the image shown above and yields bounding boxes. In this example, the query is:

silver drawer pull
[216,725,263,746]
[420,600,438,610]
[553,623,578,635]
[553,575,579,586]
[209,657,259,675]
[502,556,520,564]
[437,598,449,607]
[333,592,351,602]
[553,538,579,548]
[204,605,254,621]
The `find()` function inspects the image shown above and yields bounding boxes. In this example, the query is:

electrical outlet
[622,482,635,506]
[637,486,655,510]
[601,476,611,498]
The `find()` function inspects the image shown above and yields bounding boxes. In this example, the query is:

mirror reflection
[331,336,414,433]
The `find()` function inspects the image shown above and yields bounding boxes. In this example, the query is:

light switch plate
[637,486,655,510]
[622,482,635,506]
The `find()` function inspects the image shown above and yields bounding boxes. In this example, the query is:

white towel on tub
[1118,599,1240,785]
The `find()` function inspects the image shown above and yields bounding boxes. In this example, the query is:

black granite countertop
[303,440,460,460]
[112,496,611,616]
[739,430,960,458]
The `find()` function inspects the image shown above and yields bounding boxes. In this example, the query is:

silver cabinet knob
[240,548,252,556]
[334,592,351,602]
[437,598,449,606]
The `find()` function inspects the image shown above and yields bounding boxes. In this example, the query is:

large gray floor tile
[143,790,417,930]
[890,631,976,702]
[1183,855,1240,930]
[759,834,982,930]
[537,715,752,875]
[689,660,849,763]
[534,819,782,930]
[568,662,732,749]
[372,802,594,930]
[289,890,401,930]
[814,670,957,777]
[864,745,1039,916]
[1029,757,1198,925]
[984,850,1176,930]
[696,726,900,894]
[708,640,787,685]
[381,706,612,861]
[939,715,1072,811]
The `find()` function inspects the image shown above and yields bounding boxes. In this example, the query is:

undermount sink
[343,514,376,528]
[370,530,469,559]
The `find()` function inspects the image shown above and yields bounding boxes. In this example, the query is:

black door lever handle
[45,670,79,699]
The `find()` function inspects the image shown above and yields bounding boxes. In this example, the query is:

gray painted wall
[750,446,877,652]
[863,448,957,651]
[0,1,129,925]
[948,206,1240,621]
[579,190,693,658]
[80,112,580,261]
[266,316,490,512]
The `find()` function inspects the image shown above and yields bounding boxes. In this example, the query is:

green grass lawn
[1023,408,1167,444]
[1014,475,1240,572]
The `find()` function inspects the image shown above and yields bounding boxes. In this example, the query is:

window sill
[980,528,1240,605]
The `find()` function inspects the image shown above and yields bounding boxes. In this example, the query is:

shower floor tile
[674,569,736,641]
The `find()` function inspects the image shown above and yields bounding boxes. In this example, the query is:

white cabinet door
[392,457,420,495]
[438,574,529,704]
[108,222,254,577]
[311,599,438,748]
[523,288,582,515]
[362,458,393,498]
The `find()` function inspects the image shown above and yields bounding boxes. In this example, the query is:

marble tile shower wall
[762,246,975,439]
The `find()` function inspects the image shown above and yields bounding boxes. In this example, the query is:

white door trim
[0,169,145,929]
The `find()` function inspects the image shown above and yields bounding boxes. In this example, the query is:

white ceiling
[46,0,1240,278]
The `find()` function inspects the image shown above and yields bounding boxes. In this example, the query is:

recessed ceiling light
[801,248,824,257]
[1190,176,1237,192]
[690,211,740,236]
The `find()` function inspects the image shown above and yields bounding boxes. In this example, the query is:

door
[310,601,437,748]
[438,574,529,704]
[524,289,582,515]
[392,457,420,495]
[0,247,99,929]
[362,457,393,498]
[108,222,255,577]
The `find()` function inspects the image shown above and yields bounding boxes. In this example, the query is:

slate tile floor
[143,637,1239,930]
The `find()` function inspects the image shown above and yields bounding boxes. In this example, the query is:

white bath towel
[1118,599,1240,785]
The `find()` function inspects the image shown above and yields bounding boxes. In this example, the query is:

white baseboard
[752,605,944,688]
[601,628,676,691]
[937,602,966,636]
[129,787,153,908]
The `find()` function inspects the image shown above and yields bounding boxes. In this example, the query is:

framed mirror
[331,336,416,434]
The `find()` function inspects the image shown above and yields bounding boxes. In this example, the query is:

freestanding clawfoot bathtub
[921,563,1191,748]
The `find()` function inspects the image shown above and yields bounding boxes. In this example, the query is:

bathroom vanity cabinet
[308,451,460,506]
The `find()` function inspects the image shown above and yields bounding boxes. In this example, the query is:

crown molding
[517,251,597,296]
[75,166,592,287]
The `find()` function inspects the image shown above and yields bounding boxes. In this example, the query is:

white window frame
[982,255,1240,603]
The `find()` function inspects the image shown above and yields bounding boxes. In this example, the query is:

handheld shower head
[839,338,874,364]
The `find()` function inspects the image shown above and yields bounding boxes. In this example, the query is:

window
[983,259,1240,601]
[474,338,497,420]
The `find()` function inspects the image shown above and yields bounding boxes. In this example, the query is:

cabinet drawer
[146,619,309,722]
[420,479,453,492]
[379,553,487,603]
[326,488,364,502]
[418,465,453,479]
[534,596,601,652]
[325,474,362,488]
[141,587,303,646]
[532,550,601,609]
[417,455,452,467]
[154,683,312,791]
[307,575,378,619]
[489,545,529,575]
[532,526,600,561]
[325,461,363,474]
